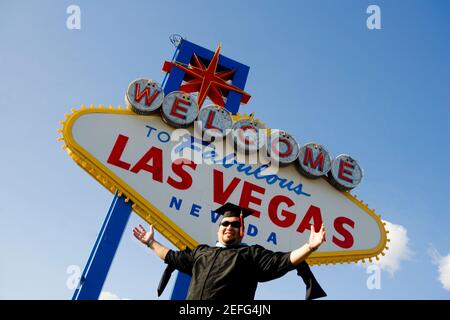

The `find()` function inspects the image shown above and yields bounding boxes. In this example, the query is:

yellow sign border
[59,105,389,266]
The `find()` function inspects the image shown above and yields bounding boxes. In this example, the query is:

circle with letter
[197,104,233,141]
[328,154,363,190]
[266,130,299,165]
[297,143,332,178]
[162,91,199,127]
[126,78,164,115]
[232,119,264,153]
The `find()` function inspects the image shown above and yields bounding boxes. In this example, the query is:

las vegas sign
[59,45,388,266]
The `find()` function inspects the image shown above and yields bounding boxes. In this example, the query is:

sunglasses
[220,221,241,228]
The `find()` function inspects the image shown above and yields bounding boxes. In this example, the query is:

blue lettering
[253,164,269,179]
[157,131,170,143]
[190,203,201,217]
[279,179,294,190]
[145,125,157,138]
[203,150,217,160]
[267,232,277,245]
[169,196,182,210]
[221,154,237,168]
[265,175,280,185]
[236,163,256,175]
[211,210,221,223]
[247,224,258,237]
[173,134,209,156]
[253,164,270,178]
[293,184,308,195]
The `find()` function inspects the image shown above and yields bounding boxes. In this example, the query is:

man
[133,202,326,300]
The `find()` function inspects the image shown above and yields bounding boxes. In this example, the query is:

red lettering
[167,159,197,190]
[239,181,265,218]
[205,110,220,130]
[303,147,324,171]
[213,169,241,205]
[107,134,131,170]
[332,216,355,249]
[296,205,323,233]
[134,83,160,106]
[170,97,190,119]
[338,161,354,183]
[238,125,256,145]
[268,195,296,228]
[130,147,163,182]
[272,138,292,157]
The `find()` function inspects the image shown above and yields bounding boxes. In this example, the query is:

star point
[162,45,251,108]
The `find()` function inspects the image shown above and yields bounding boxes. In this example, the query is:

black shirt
[164,244,295,300]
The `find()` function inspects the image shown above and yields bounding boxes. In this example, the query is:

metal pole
[170,272,191,300]
[72,192,132,300]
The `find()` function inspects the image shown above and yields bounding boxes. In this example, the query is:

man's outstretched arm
[133,224,170,260]
[290,224,326,266]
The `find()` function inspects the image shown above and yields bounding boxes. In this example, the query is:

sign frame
[60,106,389,266]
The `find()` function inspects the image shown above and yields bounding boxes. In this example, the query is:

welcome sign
[60,104,388,265]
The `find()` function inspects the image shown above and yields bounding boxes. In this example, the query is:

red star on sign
[162,45,251,108]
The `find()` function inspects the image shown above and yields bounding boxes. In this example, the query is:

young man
[133,202,326,300]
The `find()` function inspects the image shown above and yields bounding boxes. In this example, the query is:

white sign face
[62,108,387,265]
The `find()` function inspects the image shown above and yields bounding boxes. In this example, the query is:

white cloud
[99,291,130,300]
[360,220,413,276]
[428,248,450,291]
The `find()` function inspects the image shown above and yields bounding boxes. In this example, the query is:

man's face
[217,215,243,246]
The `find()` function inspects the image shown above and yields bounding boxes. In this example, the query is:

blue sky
[0,0,449,299]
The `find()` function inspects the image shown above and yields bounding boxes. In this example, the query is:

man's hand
[133,224,154,246]
[308,224,326,251]
[290,223,326,266]
[133,224,170,260]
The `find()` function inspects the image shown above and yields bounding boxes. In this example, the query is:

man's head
[215,203,253,247]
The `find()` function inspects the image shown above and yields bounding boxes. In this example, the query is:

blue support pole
[72,192,132,300]
[170,272,191,300]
